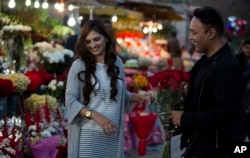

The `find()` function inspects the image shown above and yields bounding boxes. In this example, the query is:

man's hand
[166,111,183,126]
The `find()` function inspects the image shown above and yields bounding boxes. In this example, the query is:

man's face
[189,17,211,54]
[242,43,250,58]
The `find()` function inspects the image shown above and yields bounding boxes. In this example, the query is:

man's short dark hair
[193,6,224,36]
[243,38,250,46]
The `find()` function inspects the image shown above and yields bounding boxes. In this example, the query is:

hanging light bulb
[58,2,64,12]
[68,4,74,11]
[34,0,40,8]
[54,2,60,9]
[25,0,31,6]
[42,0,49,9]
[8,0,16,8]
[111,14,118,23]
[67,13,76,27]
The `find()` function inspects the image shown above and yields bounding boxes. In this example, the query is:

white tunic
[78,63,122,158]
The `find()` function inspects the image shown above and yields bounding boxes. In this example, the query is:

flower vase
[0,96,7,119]
[7,93,20,116]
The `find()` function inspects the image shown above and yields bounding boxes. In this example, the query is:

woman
[65,19,152,158]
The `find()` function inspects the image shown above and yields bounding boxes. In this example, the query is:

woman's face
[85,30,107,60]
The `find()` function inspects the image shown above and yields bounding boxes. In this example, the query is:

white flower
[28,125,37,132]
[57,81,64,87]
[40,130,52,138]
[2,24,32,32]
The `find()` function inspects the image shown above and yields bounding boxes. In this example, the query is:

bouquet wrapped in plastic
[0,116,23,157]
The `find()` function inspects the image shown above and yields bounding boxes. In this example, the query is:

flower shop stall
[0,17,72,156]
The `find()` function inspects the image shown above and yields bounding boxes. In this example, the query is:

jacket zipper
[183,60,217,157]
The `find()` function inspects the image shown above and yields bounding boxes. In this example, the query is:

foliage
[1,0,74,40]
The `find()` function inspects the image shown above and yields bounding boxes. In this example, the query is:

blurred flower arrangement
[147,69,191,158]
[0,73,30,94]
[133,73,149,91]
[25,94,59,111]
[47,79,65,102]
[2,24,32,32]
[0,77,15,97]
[28,41,74,74]
[24,94,67,158]
[0,116,23,157]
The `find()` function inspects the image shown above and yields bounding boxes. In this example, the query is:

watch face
[86,111,91,117]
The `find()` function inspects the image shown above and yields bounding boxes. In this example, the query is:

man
[103,19,116,52]
[65,19,89,53]
[167,7,244,157]
[235,38,250,142]
[167,31,183,70]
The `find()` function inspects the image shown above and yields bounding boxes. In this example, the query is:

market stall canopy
[63,0,143,19]
[117,0,184,21]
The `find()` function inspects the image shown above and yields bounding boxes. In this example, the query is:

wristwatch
[85,110,92,119]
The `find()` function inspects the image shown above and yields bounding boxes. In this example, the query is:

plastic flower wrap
[0,116,23,157]
[24,94,67,158]
[0,73,30,93]
[25,94,59,111]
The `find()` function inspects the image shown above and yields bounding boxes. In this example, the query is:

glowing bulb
[58,3,64,12]
[34,0,40,8]
[152,27,157,33]
[143,27,149,34]
[157,24,163,30]
[8,0,16,8]
[68,14,76,27]
[54,3,60,9]
[42,0,49,9]
[111,14,118,23]
[68,4,74,11]
[25,0,31,6]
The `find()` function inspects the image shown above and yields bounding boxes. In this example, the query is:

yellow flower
[133,73,148,90]
[0,73,30,93]
[25,94,59,111]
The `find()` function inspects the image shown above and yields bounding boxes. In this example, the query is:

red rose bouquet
[147,69,191,158]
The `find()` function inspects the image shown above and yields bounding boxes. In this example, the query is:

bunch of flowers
[2,24,32,32]
[0,14,11,29]
[147,69,191,158]
[133,73,149,91]
[0,73,30,94]
[24,94,67,158]
[47,79,65,102]
[0,116,23,157]
[147,69,191,113]
[25,94,59,111]
[24,70,44,93]
[0,77,15,97]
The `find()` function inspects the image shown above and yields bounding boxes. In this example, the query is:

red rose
[147,76,159,87]
[0,78,15,97]
[25,70,44,93]
[182,71,192,82]
[171,70,182,84]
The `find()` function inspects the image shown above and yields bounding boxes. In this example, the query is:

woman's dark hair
[193,6,225,36]
[75,19,119,105]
